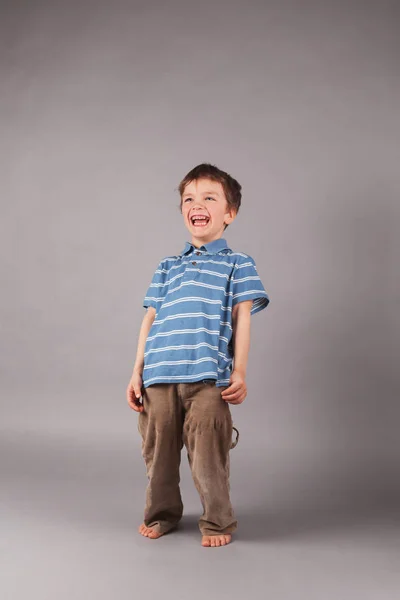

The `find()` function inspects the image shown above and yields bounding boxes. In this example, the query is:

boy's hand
[221,370,247,405]
[126,370,144,412]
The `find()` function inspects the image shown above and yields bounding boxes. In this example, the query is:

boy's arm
[221,300,252,404]
[132,306,156,374]
[231,300,252,376]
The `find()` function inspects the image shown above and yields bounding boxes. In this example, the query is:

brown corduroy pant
[137,379,239,536]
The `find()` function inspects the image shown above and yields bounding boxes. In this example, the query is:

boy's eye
[184,197,215,202]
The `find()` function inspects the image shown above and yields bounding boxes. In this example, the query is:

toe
[139,523,164,539]
[202,534,232,547]
[148,529,160,538]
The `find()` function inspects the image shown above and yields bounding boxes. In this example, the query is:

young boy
[126,163,270,547]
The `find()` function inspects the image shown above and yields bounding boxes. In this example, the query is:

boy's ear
[225,207,237,225]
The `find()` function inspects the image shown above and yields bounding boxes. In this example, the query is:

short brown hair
[178,163,241,230]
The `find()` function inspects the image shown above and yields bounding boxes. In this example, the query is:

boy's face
[181,177,236,246]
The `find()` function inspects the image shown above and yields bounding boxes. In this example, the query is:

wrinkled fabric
[137,380,238,536]
[142,237,270,388]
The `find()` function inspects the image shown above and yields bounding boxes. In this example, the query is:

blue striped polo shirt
[142,237,270,388]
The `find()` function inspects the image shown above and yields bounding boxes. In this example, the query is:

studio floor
[2,421,399,600]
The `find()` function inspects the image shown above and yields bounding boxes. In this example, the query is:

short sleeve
[143,261,165,311]
[232,255,270,315]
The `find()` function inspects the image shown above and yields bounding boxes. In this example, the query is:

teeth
[191,215,209,224]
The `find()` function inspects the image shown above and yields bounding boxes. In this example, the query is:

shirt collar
[179,237,231,257]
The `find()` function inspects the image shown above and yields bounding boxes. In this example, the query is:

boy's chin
[187,224,213,235]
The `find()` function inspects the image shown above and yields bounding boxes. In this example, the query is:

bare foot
[138,523,163,539]
[201,534,232,547]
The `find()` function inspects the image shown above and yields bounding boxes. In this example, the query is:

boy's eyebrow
[182,190,220,198]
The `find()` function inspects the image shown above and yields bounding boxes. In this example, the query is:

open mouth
[190,215,210,227]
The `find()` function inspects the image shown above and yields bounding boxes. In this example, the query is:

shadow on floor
[175,504,400,543]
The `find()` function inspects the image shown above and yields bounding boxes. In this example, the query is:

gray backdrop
[1,0,399,598]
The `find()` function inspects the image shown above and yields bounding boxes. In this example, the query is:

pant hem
[200,526,238,536]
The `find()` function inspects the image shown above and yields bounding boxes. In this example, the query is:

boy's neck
[190,235,223,249]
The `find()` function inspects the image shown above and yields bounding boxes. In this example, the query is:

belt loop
[230,426,239,449]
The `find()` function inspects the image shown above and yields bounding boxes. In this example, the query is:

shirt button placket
[192,250,201,266]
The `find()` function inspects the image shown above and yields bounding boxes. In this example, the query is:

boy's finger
[222,389,245,401]
[221,383,237,395]
[221,382,242,397]
[132,390,143,404]
[128,384,141,400]
[223,395,239,402]
[129,394,144,410]
[225,391,246,404]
